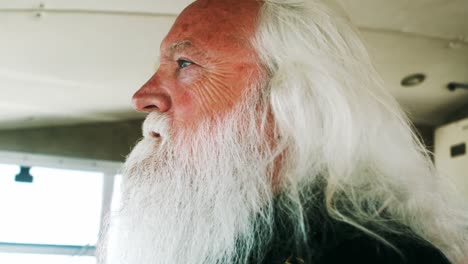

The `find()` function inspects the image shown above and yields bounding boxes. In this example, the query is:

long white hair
[253,0,468,262]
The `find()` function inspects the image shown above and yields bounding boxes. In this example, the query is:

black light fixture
[401,73,426,87]
[448,82,468,92]
[15,166,34,183]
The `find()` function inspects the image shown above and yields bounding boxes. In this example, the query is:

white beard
[99,101,277,264]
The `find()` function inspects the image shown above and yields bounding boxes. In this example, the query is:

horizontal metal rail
[0,242,95,256]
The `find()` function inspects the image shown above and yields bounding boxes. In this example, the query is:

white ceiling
[0,0,467,130]
[337,0,468,124]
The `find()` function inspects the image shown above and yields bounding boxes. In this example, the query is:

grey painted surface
[0,119,144,162]
[0,119,435,163]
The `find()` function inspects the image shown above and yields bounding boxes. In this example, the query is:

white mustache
[142,112,170,140]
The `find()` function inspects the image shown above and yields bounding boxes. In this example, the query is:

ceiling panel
[0,0,192,15]
[362,30,468,125]
[337,0,468,41]
[0,11,176,129]
[336,0,468,125]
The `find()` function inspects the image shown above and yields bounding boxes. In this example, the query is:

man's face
[100,2,276,263]
[132,0,262,131]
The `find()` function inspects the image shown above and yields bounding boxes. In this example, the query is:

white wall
[435,118,468,199]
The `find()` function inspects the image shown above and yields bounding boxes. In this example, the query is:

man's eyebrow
[169,40,193,53]
[161,40,205,60]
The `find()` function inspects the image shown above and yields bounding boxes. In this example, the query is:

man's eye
[177,59,193,69]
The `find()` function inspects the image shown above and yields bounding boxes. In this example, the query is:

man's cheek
[173,88,203,122]
[173,69,245,124]
[177,67,202,85]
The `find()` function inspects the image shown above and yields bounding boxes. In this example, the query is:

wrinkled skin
[132,0,263,130]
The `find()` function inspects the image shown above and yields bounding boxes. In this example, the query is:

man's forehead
[160,0,261,54]
[180,0,261,30]
[190,0,261,13]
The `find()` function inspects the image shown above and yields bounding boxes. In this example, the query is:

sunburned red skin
[132,0,263,131]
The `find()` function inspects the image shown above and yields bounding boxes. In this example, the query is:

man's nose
[132,79,172,113]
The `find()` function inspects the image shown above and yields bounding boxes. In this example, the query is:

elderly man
[99,0,468,263]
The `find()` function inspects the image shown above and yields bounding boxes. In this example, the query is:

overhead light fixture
[15,166,34,183]
[401,73,426,87]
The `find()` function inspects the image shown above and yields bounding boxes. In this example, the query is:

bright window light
[0,164,104,246]
[0,253,95,264]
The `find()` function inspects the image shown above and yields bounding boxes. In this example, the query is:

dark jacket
[257,195,450,264]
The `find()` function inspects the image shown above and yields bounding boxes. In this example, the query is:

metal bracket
[448,82,468,91]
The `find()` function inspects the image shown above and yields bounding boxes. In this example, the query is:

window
[0,153,122,264]
[0,165,103,245]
